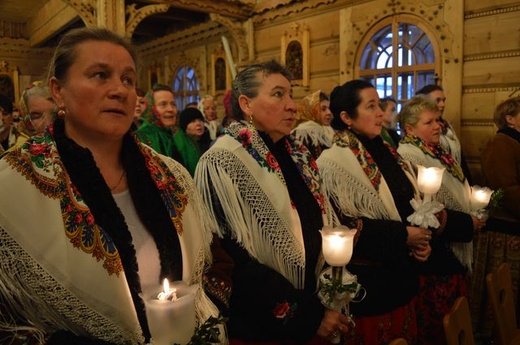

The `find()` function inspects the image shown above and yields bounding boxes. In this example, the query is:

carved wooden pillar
[96,0,126,36]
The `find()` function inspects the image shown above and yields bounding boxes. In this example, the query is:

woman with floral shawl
[195,60,350,344]
[397,95,482,345]
[317,80,433,345]
[291,90,333,159]
[0,27,222,345]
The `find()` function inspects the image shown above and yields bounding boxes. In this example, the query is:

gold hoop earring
[58,108,66,118]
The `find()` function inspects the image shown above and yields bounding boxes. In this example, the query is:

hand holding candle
[407,165,445,229]
[319,226,360,344]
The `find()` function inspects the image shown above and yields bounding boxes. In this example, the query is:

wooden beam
[137,0,253,19]
[26,0,79,48]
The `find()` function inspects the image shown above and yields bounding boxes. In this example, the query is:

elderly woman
[173,107,211,175]
[317,80,432,345]
[195,60,350,344]
[198,94,222,141]
[134,83,182,161]
[471,96,520,340]
[397,95,482,345]
[291,90,333,159]
[0,27,221,345]
[13,82,56,148]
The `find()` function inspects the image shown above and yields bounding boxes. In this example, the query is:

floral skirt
[469,228,520,339]
[416,273,469,345]
[343,297,418,345]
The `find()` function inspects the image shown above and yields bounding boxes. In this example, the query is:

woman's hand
[406,226,432,248]
[410,242,432,262]
[316,309,350,341]
[471,214,486,232]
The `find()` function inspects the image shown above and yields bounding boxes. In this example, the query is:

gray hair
[197,94,215,113]
[231,60,292,121]
[399,95,439,130]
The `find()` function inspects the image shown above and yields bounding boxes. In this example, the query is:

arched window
[358,19,437,105]
[172,65,199,109]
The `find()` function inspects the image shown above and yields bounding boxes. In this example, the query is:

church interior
[0,0,519,184]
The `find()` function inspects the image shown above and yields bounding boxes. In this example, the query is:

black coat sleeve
[221,237,324,343]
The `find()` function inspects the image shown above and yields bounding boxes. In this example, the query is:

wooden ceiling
[0,0,254,47]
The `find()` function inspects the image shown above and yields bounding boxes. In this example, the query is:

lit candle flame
[157,278,178,301]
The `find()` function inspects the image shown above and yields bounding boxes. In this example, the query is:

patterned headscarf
[18,81,55,137]
[295,90,321,126]
[140,89,163,127]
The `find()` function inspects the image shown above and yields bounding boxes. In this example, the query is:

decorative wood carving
[169,52,202,88]
[347,0,456,81]
[125,4,170,39]
[464,86,519,94]
[253,0,339,25]
[209,13,249,64]
[137,0,253,19]
[61,0,96,27]
[281,22,309,87]
[465,5,520,19]
[461,119,494,127]
[464,50,520,62]
[138,21,224,59]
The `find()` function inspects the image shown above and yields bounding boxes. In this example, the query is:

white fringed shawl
[0,140,219,344]
[291,121,333,149]
[441,123,462,165]
[398,141,473,270]
[317,133,419,222]
[195,124,336,290]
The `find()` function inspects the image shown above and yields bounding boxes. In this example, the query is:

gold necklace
[110,170,126,191]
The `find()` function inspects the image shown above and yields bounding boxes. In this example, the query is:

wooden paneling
[464,11,520,56]
[463,57,520,87]
[464,0,519,12]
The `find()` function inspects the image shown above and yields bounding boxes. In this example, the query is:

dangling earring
[58,108,66,118]
[249,112,254,126]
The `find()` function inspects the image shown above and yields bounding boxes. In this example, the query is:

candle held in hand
[320,225,357,267]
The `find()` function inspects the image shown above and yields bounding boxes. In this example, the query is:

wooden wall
[1,0,519,183]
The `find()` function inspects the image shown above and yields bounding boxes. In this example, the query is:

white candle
[320,225,357,267]
[142,280,198,345]
[417,165,445,195]
[470,185,493,211]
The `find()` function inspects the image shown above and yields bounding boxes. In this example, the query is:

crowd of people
[0,26,519,345]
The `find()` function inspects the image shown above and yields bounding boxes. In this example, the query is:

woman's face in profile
[347,87,384,139]
[319,99,332,126]
[245,72,297,143]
